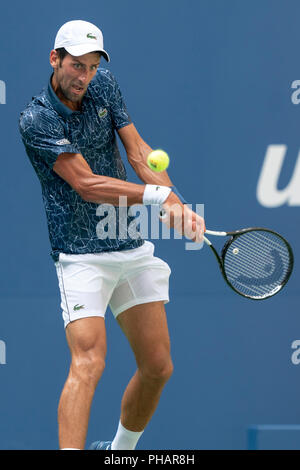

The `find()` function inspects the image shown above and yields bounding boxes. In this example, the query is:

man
[19,20,205,450]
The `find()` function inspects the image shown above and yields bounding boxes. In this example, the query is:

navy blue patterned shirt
[19,68,144,262]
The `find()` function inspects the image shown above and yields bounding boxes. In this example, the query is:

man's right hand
[161,193,205,243]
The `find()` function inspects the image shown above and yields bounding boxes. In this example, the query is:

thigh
[109,241,171,319]
[66,317,107,361]
[116,301,171,369]
[55,253,121,328]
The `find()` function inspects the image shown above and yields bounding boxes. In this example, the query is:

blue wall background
[0,0,299,449]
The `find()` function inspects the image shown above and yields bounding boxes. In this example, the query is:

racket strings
[229,236,287,279]
[223,231,292,299]
[226,237,289,296]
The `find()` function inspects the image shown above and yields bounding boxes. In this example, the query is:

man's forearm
[134,159,173,186]
[130,144,184,208]
[128,140,173,187]
[80,174,146,205]
[79,139,175,206]
[80,172,179,209]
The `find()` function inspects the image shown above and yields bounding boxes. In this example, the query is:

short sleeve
[105,71,132,130]
[19,108,79,169]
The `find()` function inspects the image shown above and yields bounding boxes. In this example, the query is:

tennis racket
[204,227,294,300]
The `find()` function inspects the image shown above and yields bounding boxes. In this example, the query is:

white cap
[54,20,110,62]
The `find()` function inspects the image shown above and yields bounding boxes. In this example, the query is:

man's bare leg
[58,317,107,449]
[116,302,173,436]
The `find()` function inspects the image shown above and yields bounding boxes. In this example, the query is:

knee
[140,354,174,384]
[71,351,105,387]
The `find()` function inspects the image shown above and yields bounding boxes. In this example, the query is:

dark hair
[55,47,102,65]
[55,47,69,65]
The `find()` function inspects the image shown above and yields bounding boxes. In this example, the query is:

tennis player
[19,20,205,450]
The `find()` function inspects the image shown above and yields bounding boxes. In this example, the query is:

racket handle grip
[205,230,227,236]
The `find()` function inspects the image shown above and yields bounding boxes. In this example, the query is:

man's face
[50,50,101,104]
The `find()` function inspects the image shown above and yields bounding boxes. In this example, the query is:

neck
[51,74,82,112]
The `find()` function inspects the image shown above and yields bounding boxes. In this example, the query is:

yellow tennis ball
[147,150,170,172]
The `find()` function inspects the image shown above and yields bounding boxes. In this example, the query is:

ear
[50,49,59,68]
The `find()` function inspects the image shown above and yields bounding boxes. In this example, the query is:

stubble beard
[59,82,82,103]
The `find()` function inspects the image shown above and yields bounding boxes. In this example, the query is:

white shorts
[54,241,171,328]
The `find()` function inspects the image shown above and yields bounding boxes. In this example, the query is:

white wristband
[143,184,172,205]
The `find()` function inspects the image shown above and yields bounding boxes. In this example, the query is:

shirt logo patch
[98,108,108,118]
[56,138,71,145]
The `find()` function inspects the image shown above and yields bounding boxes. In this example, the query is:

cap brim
[65,44,110,62]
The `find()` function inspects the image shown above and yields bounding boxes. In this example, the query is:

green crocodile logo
[98,108,108,118]
[87,33,97,40]
[73,304,85,311]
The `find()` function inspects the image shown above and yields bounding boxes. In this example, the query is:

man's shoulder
[93,67,115,84]
[89,68,119,95]
[19,90,60,134]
